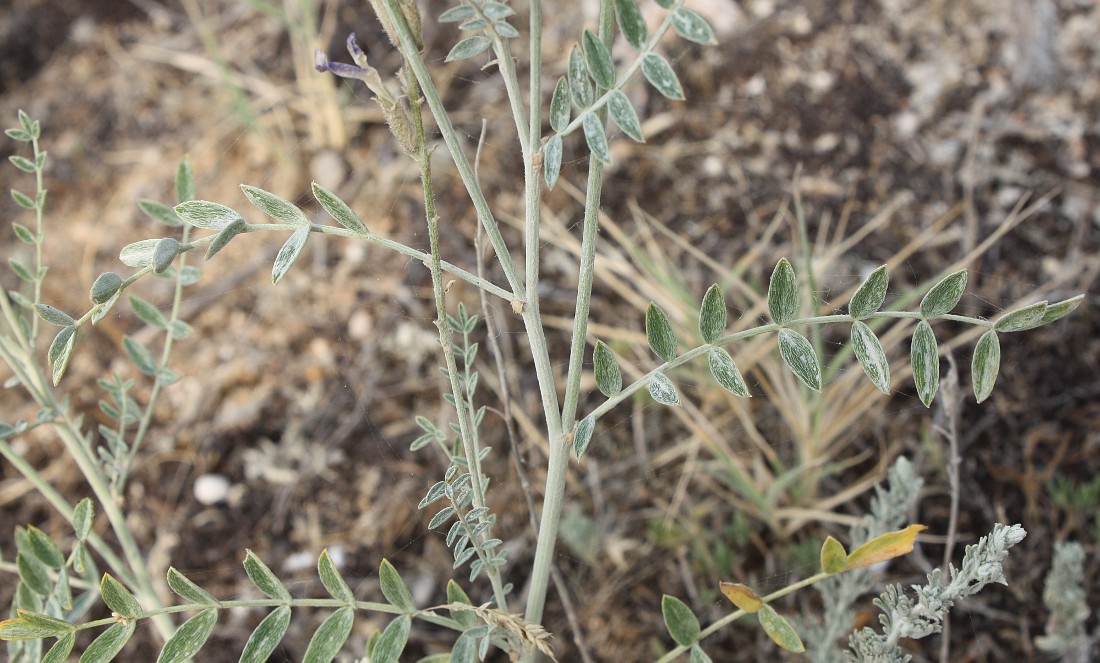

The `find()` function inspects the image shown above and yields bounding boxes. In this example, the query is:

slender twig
[379,0,525,299]
[937,352,963,663]
[584,310,995,426]
[653,572,833,663]
[121,224,193,486]
[406,64,510,611]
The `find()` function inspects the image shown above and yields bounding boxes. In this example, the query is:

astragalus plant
[0,0,1085,661]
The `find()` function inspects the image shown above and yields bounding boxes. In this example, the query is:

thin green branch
[407,65,510,612]
[522,1,615,640]
[584,311,995,425]
[0,437,135,589]
[380,0,525,300]
[121,225,193,485]
[653,572,832,663]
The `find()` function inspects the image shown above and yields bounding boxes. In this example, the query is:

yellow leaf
[846,524,927,570]
[719,582,762,613]
[820,535,848,574]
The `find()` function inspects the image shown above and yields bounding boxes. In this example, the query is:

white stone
[193,473,231,505]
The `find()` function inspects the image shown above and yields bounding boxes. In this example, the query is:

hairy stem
[407,66,510,612]
[380,0,525,300]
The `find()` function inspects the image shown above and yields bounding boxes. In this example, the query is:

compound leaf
[243,550,291,601]
[613,0,647,49]
[78,619,136,663]
[272,227,310,285]
[155,609,217,663]
[582,113,610,163]
[708,348,749,397]
[238,606,291,663]
[777,329,821,391]
[646,303,676,361]
[593,340,622,396]
[910,321,939,407]
[312,182,367,234]
[849,265,888,319]
[851,321,890,393]
[641,53,684,100]
[301,607,354,663]
[241,185,309,226]
[767,258,798,325]
[662,595,700,647]
[972,330,1000,403]
[608,90,644,143]
[758,605,804,653]
[379,559,415,612]
[920,269,967,318]
[318,550,355,604]
[647,372,681,407]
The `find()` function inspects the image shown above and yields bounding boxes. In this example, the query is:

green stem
[121,226,193,485]
[653,572,832,663]
[53,418,174,640]
[381,0,525,300]
[71,224,514,325]
[522,1,615,641]
[64,598,464,634]
[30,133,46,346]
[407,66,510,612]
[0,437,136,589]
[558,3,613,434]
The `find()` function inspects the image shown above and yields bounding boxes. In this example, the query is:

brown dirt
[1,0,1097,661]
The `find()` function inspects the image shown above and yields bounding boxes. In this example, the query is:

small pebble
[193,473,231,505]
